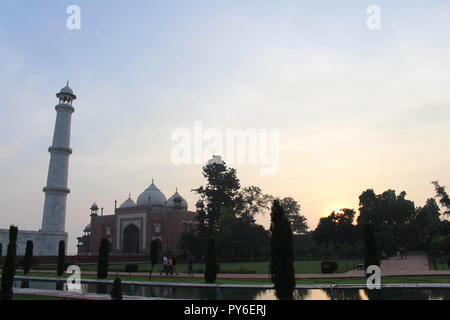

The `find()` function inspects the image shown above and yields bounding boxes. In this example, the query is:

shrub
[205,238,219,283]
[1,226,18,300]
[97,238,110,279]
[270,200,295,300]
[111,277,123,300]
[364,223,380,269]
[124,264,139,274]
[57,241,65,277]
[23,240,33,275]
[321,261,338,274]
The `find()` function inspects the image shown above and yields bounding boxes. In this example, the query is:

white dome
[136,181,167,206]
[166,190,188,210]
[120,195,136,208]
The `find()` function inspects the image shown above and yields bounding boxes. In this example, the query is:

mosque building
[76,181,202,256]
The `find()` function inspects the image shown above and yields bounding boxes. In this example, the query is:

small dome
[120,195,136,208]
[84,223,91,232]
[90,203,99,211]
[136,180,167,206]
[166,190,188,210]
[60,84,73,95]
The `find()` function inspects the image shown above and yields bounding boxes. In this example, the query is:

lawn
[434,257,450,271]
[68,258,363,274]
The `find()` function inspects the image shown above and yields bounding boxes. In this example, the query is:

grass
[434,257,450,271]
[54,258,363,275]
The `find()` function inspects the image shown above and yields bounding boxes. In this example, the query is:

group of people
[160,255,178,276]
[160,255,194,276]
[396,247,407,259]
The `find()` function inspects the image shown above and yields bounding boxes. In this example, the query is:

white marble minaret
[41,82,76,233]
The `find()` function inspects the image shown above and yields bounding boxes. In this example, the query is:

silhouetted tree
[57,241,65,277]
[364,223,380,270]
[111,277,123,300]
[23,240,33,275]
[149,238,161,279]
[1,226,18,300]
[270,200,295,300]
[193,157,241,235]
[432,181,450,215]
[205,238,219,283]
[97,238,110,279]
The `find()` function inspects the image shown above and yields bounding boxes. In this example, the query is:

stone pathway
[20,252,450,280]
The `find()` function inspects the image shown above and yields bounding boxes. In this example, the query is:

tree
[97,238,110,279]
[23,240,33,275]
[357,189,416,254]
[204,238,219,283]
[432,181,450,215]
[270,200,295,300]
[149,238,161,279]
[313,216,335,250]
[111,277,123,300]
[1,226,18,300]
[236,186,272,222]
[364,223,380,270]
[280,197,309,235]
[193,158,241,235]
[0,243,2,266]
[57,240,65,277]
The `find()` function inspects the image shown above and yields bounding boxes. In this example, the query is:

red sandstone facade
[77,203,198,256]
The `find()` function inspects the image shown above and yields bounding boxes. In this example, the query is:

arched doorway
[123,224,140,254]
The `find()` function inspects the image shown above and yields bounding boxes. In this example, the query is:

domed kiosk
[76,179,199,256]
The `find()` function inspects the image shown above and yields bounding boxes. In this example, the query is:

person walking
[168,257,173,276]
[161,255,168,276]
[187,257,193,277]
[173,256,178,275]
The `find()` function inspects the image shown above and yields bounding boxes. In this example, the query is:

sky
[0,0,449,254]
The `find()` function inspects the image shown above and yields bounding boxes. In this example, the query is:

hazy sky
[1,1,449,254]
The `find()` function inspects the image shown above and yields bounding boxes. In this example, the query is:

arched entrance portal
[123,224,140,254]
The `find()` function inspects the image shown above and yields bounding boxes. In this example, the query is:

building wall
[77,206,197,256]
[0,229,68,257]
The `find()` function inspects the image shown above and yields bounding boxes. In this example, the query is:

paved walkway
[20,252,450,280]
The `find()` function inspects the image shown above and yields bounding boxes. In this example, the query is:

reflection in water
[13,280,450,300]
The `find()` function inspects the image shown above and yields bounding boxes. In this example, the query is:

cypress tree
[57,240,66,277]
[0,243,2,266]
[111,277,123,300]
[204,238,219,283]
[149,238,161,279]
[364,222,380,270]
[23,240,33,275]
[97,238,110,279]
[1,225,18,300]
[270,200,295,300]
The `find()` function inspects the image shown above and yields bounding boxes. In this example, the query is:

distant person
[168,257,173,276]
[187,257,193,276]
[161,255,168,276]
[172,256,177,275]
